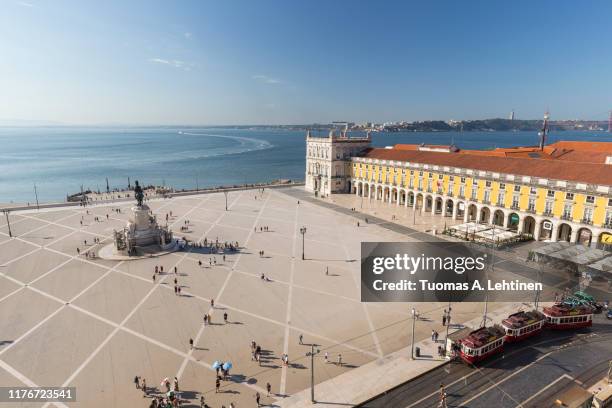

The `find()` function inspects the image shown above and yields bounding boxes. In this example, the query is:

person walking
[324,352,329,363]
[337,354,342,366]
[141,378,147,397]
[210,299,214,308]
[203,314,208,325]
[438,383,448,408]
[442,312,447,327]
[223,312,228,324]
[215,378,220,393]
[266,382,271,397]
[152,274,156,283]
[200,395,205,408]
[189,338,194,350]
[299,334,303,344]
[134,375,140,389]
[255,392,261,407]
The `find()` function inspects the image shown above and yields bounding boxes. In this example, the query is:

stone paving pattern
[0,187,539,407]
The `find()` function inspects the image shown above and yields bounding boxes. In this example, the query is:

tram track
[358,320,612,408]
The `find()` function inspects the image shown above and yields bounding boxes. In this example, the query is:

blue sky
[1,0,611,125]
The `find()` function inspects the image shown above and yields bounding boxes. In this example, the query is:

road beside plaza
[276,302,532,407]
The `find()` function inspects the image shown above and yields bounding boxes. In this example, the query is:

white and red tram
[542,304,593,330]
[457,326,505,364]
[501,310,546,343]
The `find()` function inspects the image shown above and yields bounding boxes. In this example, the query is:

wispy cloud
[149,58,192,70]
[16,1,35,7]
[252,75,282,84]
[184,32,192,39]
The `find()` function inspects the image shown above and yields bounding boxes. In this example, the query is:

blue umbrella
[222,361,233,371]
[212,361,222,369]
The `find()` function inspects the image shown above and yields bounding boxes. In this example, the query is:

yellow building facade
[346,143,612,246]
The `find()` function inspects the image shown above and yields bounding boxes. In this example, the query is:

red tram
[501,310,546,343]
[457,326,505,364]
[542,304,593,329]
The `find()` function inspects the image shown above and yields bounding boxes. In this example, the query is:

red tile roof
[362,143,612,186]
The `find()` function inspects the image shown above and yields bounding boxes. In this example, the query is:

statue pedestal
[103,203,177,259]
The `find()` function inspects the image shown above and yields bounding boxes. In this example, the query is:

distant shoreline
[0,118,608,133]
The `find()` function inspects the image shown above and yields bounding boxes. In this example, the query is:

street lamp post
[300,227,307,260]
[33,184,39,210]
[2,210,12,238]
[306,344,320,403]
[411,307,419,359]
[224,191,228,211]
[444,302,452,359]
[535,264,543,310]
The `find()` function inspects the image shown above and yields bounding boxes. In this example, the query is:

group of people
[191,238,240,254]
[250,340,262,363]
[76,236,102,259]
[134,375,185,408]
[254,226,271,232]
[198,255,224,267]
[431,329,440,343]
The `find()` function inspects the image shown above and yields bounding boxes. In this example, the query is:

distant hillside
[379,118,607,132]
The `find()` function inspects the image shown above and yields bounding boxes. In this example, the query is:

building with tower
[304,129,612,247]
[305,129,371,196]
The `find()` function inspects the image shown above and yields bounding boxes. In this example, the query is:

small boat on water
[501,310,545,343]
[542,304,593,330]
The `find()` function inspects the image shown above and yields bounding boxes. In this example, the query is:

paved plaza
[0,187,539,407]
